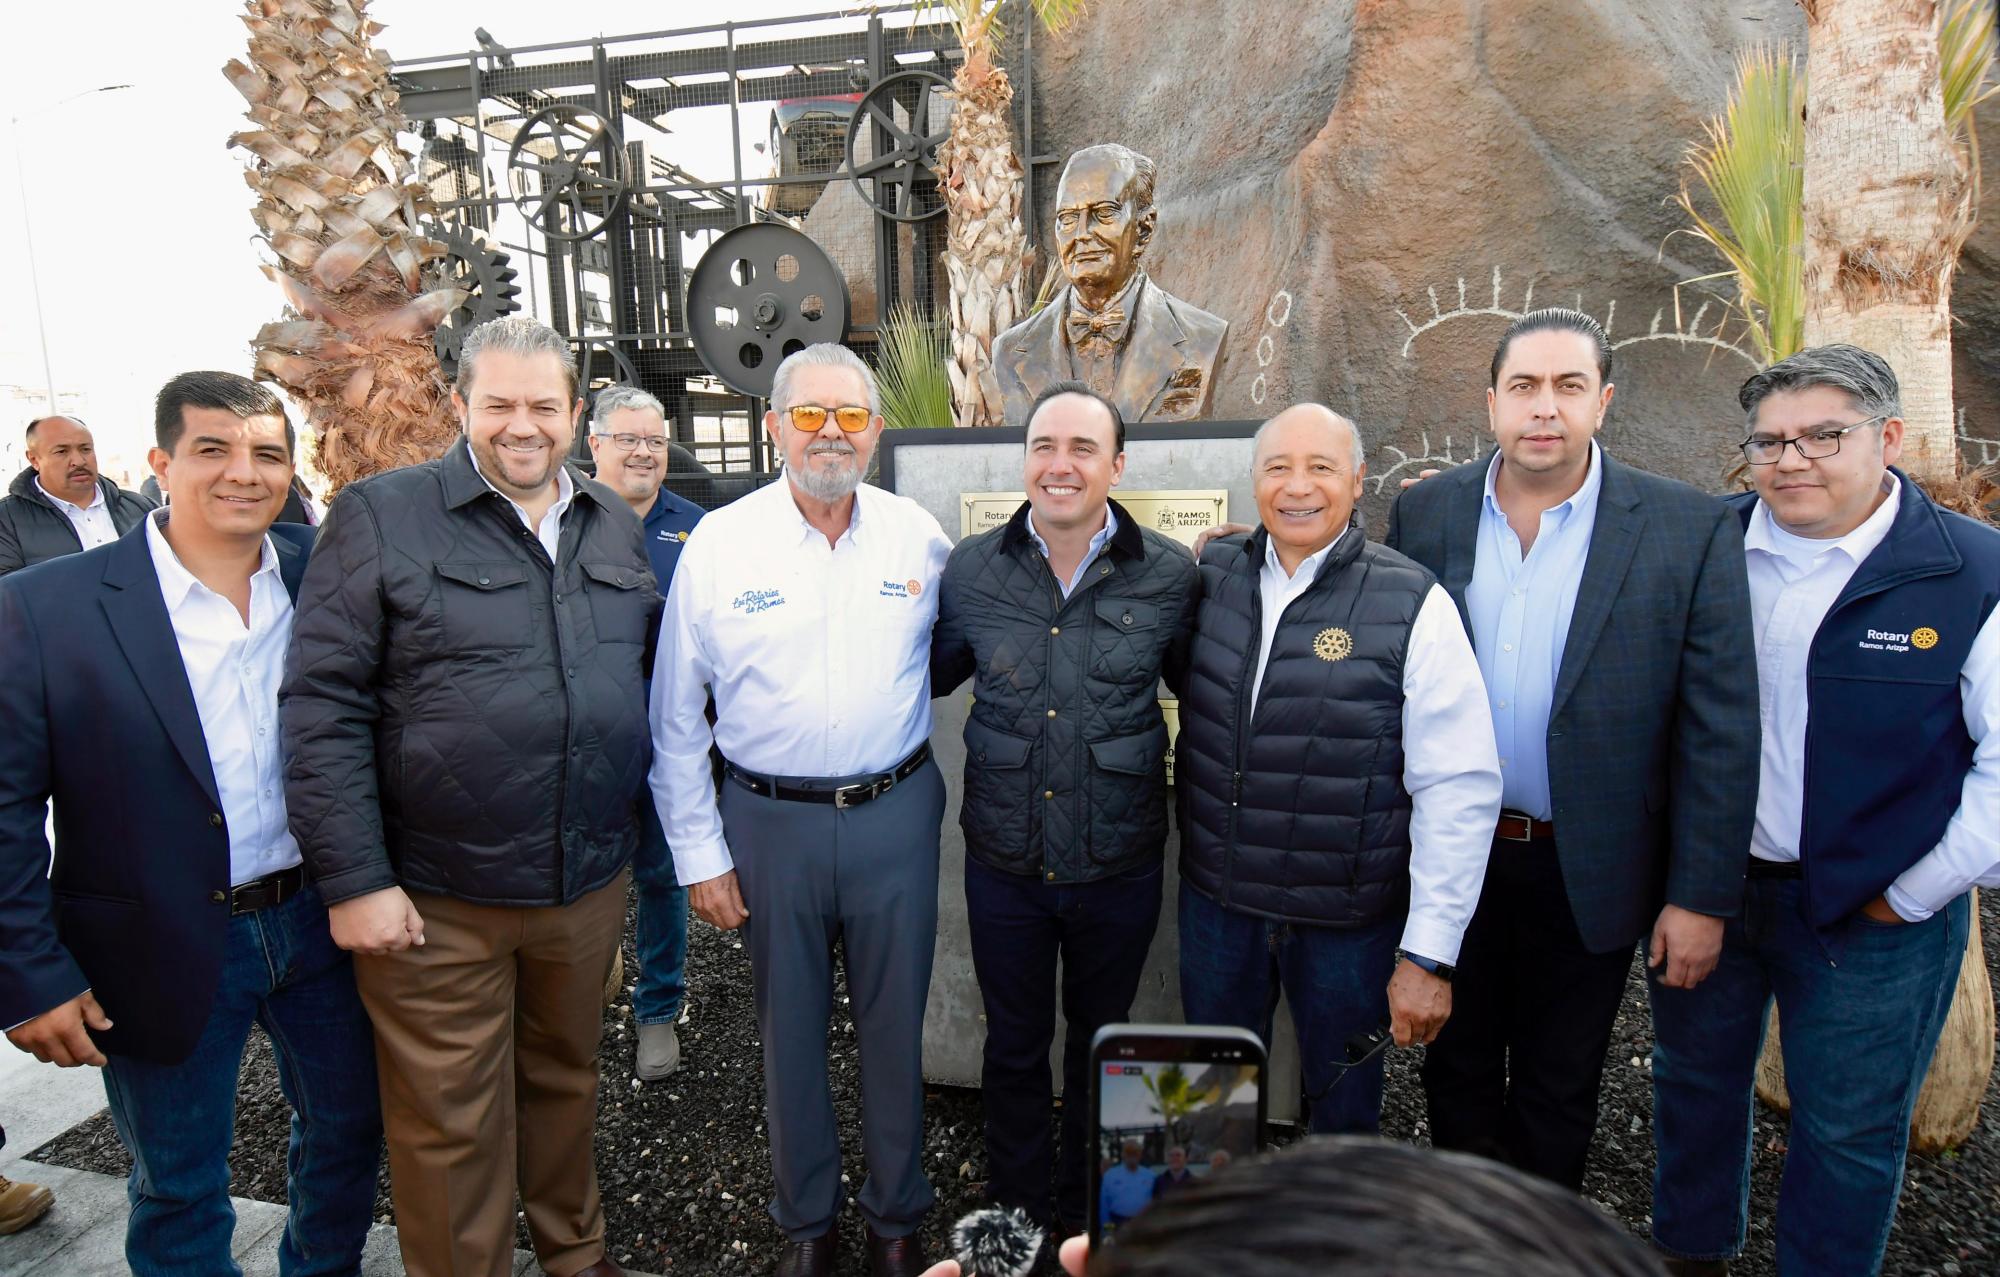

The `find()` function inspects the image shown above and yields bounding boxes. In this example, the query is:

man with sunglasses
[1646,345,2000,1277]
[650,343,951,1277]
[587,385,703,1083]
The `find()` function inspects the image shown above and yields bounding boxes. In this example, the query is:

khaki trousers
[354,871,627,1277]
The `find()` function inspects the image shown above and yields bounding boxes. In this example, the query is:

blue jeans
[1178,881,1401,1134]
[100,885,381,1277]
[632,805,688,1025]
[1650,879,1970,1276]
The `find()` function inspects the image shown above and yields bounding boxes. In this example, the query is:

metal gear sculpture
[686,223,851,399]
[428,226,525,374]
[507,104,631,241]
[844,70,950,223]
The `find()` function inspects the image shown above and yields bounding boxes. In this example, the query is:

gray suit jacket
[995,275,1227,425]
[1385,451,1760,952]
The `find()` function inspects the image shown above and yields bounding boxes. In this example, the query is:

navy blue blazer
[1386,451,1761,953]
[0,518,313,1064]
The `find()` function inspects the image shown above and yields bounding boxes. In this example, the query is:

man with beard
[587,385,704,1081]
[650,343,951,1277]
[283,316,658,1277]
[0,414,155,574]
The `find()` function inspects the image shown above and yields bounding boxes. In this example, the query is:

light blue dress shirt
[1464,443,1603,821]
[1099,1162,1158,1223]
[1026,505,1120,597]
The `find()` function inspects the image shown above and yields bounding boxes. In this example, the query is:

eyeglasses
[1739,416,1885,465]
[784,404,873,433]
[597,433,670,452]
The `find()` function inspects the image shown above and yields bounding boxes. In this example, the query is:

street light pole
[10,84,131,416]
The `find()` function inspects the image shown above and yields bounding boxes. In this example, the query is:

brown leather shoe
[774,1223,838,1277]
[867,1227,930,1277]
[554,1260,624,1277]
[0,1175,53,1235]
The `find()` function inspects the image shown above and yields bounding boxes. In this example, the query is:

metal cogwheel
[428,225,524,373]
[686,222,851,399]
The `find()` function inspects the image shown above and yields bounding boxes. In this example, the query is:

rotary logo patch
[907,579,923,596]
[1913,626,1939,650]
[1313,627,1353,662]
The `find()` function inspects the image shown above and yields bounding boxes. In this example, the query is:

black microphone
[951,1206,1045,1277]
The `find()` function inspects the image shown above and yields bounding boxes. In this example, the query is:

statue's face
[1055,152,1153,296]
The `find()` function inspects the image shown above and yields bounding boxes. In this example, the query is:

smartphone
[1087,1023,1267,1247]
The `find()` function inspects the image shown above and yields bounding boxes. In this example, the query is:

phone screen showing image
[1087,1024,1266,1247]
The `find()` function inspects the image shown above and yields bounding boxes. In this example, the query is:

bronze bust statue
[996,143,1229,425]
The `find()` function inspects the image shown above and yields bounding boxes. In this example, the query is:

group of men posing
[0,306,1992,1277]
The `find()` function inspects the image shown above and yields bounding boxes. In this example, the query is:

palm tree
[1140,1064,1218,1150]
[923,0,1087,427]
[225,0,463,493]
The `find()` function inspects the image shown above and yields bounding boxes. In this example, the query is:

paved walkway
[0,1051,655,1276]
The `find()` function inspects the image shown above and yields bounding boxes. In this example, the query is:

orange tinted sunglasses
[786,404,873,433]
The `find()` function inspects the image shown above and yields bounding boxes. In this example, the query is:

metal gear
[686,223,851,399]
[507,104,631,241]
[428,225,524,374]
[844,69,950,224]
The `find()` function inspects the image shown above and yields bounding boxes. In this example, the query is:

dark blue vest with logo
[1729,470,2000,931]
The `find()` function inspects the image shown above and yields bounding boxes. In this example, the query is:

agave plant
[226,0,463,493]
[876,303,954,430]
[921,0,1088,427]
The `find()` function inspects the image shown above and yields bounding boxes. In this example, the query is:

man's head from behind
[150,372,295,543]
[454,316,583,503]
[1055,143,1158,298]
[1252,404,1365,567]
[587,385,671,511]
[24,415,99,505]
[1024,382,1125,535]
[1087,1138,1662,1277]
[766,343,882,505]
[1737,344,1904,539]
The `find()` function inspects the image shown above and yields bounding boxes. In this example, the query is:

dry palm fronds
[227,0,462,492]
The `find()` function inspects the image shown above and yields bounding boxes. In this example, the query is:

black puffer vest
[1176,521,1433,927]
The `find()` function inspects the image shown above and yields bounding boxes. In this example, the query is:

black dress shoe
[774,1223,838,1277]
[867,1227,930,1277]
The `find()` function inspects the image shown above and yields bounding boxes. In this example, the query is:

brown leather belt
[230,864,308,916]
[725,742,932,810]
[1495,810,1556,842]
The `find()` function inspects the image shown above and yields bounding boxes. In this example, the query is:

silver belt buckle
[834,783,865,810]
[1497,812,1534,842]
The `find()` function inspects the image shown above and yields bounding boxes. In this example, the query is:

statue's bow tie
[1066,307,1129,347]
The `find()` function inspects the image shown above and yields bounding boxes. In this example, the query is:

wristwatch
[1397,949,1455,983]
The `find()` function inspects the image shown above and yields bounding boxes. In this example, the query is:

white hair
[768,343,879,418]
[591,385,666,433]
[1252,407,1366,471]
[457,316,578,400]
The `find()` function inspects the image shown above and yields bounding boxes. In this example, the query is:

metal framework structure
[390,6,1048,496]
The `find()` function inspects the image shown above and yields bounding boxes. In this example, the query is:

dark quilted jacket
[932,500,1199,882]
[1176,521,1432,927]
[280,442,661,908]
[0,468,155,576]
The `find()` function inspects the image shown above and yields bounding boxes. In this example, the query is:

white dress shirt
[1026,506,1119,597]
[1745,476,2000,920]
[38,477,118,551]
[649,479,952,886]
[145,511,302,886]
[466,440,575,565]
[1252,532,1504,966]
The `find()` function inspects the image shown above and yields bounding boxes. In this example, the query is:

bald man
[0,415,155,575]
[1174,405,1502,1133]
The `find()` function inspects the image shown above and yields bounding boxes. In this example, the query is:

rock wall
[1026,0,2000,520]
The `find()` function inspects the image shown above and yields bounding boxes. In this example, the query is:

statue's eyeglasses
[785,404,872,433]
[1739,416,1886,465]
[1055,201,1127,231]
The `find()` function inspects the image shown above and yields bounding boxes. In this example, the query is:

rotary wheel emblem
[1912,626,1939,650]
[1313,627,1353,662]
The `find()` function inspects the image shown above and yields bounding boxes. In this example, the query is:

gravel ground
[33,888,2000,1275]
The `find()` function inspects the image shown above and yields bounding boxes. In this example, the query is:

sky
[0,0,866,483]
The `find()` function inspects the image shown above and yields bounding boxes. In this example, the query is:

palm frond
[909,0,1086,57]
[876,304,954,429]
[1942,0,1999,135]
[1672,45,1805,364]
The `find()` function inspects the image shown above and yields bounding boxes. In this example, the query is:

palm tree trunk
[1798,0,1972,478]
[937,43,1026,428]
[227,0,463,493]
[1758,0,1993,1149]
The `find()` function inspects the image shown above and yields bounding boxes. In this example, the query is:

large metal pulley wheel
[506,104,630,241]
[844,69,951,223]
[686,223,851,399]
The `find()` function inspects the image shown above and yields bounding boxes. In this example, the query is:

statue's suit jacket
[995,275,1228,425]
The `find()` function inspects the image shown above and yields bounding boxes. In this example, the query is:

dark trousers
[1420,834,1632,1190]
[723,757,946,1241]
[965,855,1163,1226]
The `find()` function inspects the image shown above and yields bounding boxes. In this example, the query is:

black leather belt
[725,743,931,811]
[1746,856,1803,880]
[230,864,308,916]
[1495,810,1556,842]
